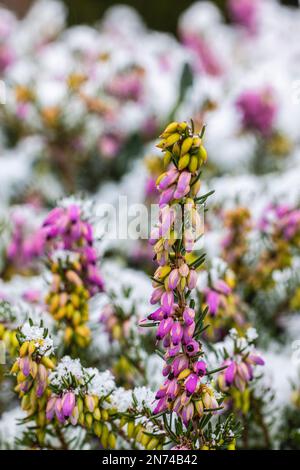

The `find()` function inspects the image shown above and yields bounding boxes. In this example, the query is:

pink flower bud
[159,187,175,206]
[181,402,194,426]
[46,396,57,421]
[184,373,199,396]
[161,291,174,315]
[168,269,180,290]
[170,322,183,346]
[158,169,179,190]
[153,397,168,415]
[194,360,207,377]
[62,391,76,417]
[148,307,165,321]
[156,318,173,340]
[172,355,189,376]
[183,307,195,326]
[150,287,164,305]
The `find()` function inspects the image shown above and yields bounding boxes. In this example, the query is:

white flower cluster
[21,322,54,356]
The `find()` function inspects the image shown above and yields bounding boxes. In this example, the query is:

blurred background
[2,0,300,32]
[1,0,300,450]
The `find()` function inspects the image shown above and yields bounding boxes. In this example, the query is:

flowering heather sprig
[45,356,118,448]
[46,357,163,449]
[202,274,248,342]
[100,301,145,385]
[42,204,104,349]
[3,205,44,279]
[217,329,264,414]
[236,87,277,137]
[10,320,55,444]
[221,207,252,280]
[0,301,19,357]
[250,204,300,291]
[259,204,300,244]
[143,121,223,441]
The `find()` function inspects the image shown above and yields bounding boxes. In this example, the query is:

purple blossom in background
[236,87,277,136]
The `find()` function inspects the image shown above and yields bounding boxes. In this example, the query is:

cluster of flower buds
[10,321,55,444]
[124,418,164,450]
[41,204,104,348]
[202,275,248,341]
[217,330,264,414]
[154,357,219,426]
[246,204,300,291]
[145,121,220,427]
[45,256,92,348]
[259,204,300,262]
[155,120,207,206]
[46,357,117,448]
[0,301,19,358]
[4,205,44,278]
[100,303,129,343]
[218,354,264,393]
[221,207,252,280]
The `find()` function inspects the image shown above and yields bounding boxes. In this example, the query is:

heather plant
[200,269,249,342]
[1,0,300,453]
[141,120,242,449]
[42,203,104,351]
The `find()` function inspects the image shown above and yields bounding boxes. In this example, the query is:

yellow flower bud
[178,121,188,132]
[54,307,66,320]
[10,360,19,374]
[188,155,198,173]
[66,303,74,318]
[19,342,29,357]
[28,341,36,356]
[181,137,193,156]
[191,179,201,197]
[93,408,101,421]
[177,368,192,380]
[108,432,116,449]
[163,151,172,167]
[198,145,207,164]
[93,421,102,437]
[140,432,151,448]
[17,371,27,383]
[101,424,109,448]
[147,437,159,450]
[64,327,73,345]
[41,357,55,370]
[161,121,179,135]
[21,395,31,411]
[164,133,181,148]
[227,439,236,450]
[49,294,60,313]
[156,265,171,280]
[127,421,135,438]
[78,412,85,426]
[101,409,109,421]
[85,412,93,428]
[195,400,204,416]
[178,154,190,170]
[73,311,82,326]
[70,293,80,308]
[11,331,19,349]
[173,142,181,157]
